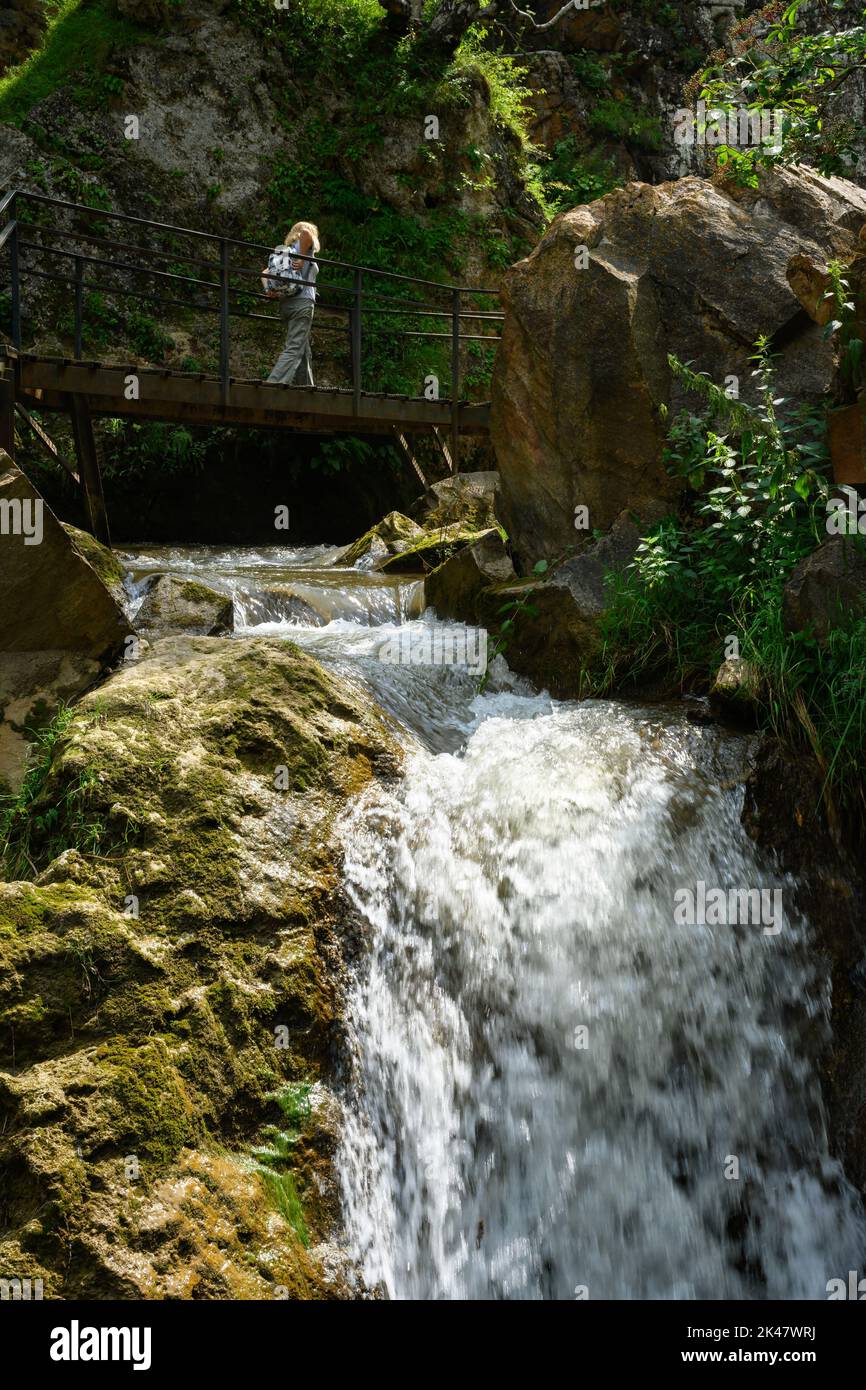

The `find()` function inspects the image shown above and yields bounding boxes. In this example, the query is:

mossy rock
[333,510,425,568]
[379,525,494,575]
[134,575,235,636]
[63,525,128,607]
[0,636,401,1299]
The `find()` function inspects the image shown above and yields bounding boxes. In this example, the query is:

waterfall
[117,542,866,1301]
[336,700,866,1300]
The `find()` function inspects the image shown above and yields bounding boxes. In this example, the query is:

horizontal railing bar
[20,265,351,335]
[39,225,220,274]
[19,240,223,293]
[397,331,502,342]
[8,188,501,295]
[0,190,16,219]
[18,242,497,325]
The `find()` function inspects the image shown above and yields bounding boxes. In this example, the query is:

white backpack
[264,243,307,298]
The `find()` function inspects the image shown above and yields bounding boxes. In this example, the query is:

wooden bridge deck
[0,189,502,547]
[6,351,491,437]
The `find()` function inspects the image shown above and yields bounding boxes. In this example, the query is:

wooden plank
[69,394,111,547]
[14,401,80,482]
[395,432,427,488]
[432,426,455,474]
[16,358,491,434]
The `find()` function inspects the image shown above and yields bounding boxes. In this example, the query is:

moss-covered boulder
[333,511,425,569]
[0,636,401,1299]
[63,524,128,608]
[379,524,495,575]
[134,574,234,636]
[425,529,514,623]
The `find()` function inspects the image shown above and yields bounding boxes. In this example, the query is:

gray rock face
[476,509,649,697]
[414,472,499,531]
[782,536,866,642]
[491,168,866,566]
[134,574,235,636]
[425,528,514,622]
[0,454,130,792]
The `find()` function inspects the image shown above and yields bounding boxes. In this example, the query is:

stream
[123,543,866,1301]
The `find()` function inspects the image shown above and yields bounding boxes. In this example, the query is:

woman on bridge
[263,222,319,387]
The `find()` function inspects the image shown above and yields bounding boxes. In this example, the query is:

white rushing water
[121,543,866,1300]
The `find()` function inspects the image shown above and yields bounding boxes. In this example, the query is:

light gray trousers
[267,300,314,386]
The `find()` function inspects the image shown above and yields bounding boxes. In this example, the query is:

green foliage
[250,1084,313,1245]
[0,706,113,881]
[0,0,146,127]
[824,258,865,393]
[586,95,663,150]
[310,436,398,476]
[100,419,207,480]
[695,0,866,182]
[586,340,866,822]
[570,50,610,91]
[528,137,621,217]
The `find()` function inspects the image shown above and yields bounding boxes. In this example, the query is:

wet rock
[425,529,514,623]
[742,737,866,1196]
[63,524,129,608]
[0,456,129,794]
[476,510,649,697]
[379,524,494,575]
[333,511,425,569]
[782,536,866,642]
[0,636,401,1298]
[491,168,866,566]
[134,574,234,636]
[708,657,761,722]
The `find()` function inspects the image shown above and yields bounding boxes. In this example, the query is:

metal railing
[0,188,503,446]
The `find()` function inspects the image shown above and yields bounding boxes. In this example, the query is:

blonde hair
[285,221,320,254]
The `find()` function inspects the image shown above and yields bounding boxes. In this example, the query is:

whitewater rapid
[120,543,866,1300]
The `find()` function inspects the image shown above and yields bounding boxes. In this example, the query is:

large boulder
[491,168,866,566]
[477,509,649,696]
[782,536,866,642]
[134,574,234,636]
[425,529,515,623]
[0,455,130,793]
[333,511,425,569]
[0,636,401,1298]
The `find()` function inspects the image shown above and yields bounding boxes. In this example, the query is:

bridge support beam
[69,395,111,547]
[0,361,15,460]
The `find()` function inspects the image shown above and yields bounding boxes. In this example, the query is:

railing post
[0,355,15,460]
[450,286,461,473]
[352,268,363,418]
[74,255,84,360]
[219,238,230,403]
[9,193,21,350]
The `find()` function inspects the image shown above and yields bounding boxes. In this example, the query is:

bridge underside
[9,353,490,436]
